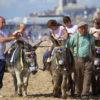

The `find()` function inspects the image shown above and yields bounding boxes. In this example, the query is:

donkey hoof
[23,92,27,97]
[53,93,60,98]
[18,93,22,97]
[62,95,67,99]
[42,67,46,71]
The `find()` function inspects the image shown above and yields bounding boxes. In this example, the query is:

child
[43,19,68,70]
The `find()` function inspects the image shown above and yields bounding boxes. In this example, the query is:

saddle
[65,48,74,70]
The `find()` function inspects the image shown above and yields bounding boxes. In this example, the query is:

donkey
[52,47,75,98]
[5,40,38,97]
[43,36,75,98]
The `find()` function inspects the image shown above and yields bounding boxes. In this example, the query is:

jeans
[0,59,5,89]
[43,50,52,63]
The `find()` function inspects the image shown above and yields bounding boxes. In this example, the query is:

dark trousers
[43,50,51,63]
[74,57,93,96]
[0,59,5,89]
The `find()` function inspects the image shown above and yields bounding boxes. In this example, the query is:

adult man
[0,16,18,97]
[65,21,95,99]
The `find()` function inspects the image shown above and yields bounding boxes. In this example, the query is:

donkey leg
[71,72,75,96]
[61,74,67,99]
[68,73,75,96]
[15,70,23,96]
[23,73,30,97]
[12,74,18,95]
[53,83,60,97]
[52,73,62,98]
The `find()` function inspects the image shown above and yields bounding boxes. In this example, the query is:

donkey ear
[32,46,38,51]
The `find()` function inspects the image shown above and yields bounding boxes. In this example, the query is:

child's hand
[13,32,22,39]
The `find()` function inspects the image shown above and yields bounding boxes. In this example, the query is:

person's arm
[0,30,23,43]
[4,41,16,54]
[0,35,16,43]
[60,29,69,40]
[51,32,58,40]
[50,33,60,46]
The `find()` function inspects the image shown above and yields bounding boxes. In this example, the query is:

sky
[0,0,100,19]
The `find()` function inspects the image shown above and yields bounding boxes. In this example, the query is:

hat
[77,21,88,28]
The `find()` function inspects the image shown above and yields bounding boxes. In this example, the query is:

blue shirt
[0,29,8,59]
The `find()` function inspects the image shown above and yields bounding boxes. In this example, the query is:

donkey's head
[16,40,24,48]
[52,47,66,66]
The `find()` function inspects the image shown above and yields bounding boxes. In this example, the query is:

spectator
[0,16,18,97]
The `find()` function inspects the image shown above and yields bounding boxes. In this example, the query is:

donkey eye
[60,48,63,51]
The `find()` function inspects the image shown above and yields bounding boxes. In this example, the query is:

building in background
[55,0,96,21]
[63,0,77,6]
[56,0,77,15]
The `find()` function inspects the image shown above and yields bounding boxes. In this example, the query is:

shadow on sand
[27,93,53,98]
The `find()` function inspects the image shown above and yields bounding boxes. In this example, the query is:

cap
[77,21,88,28]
